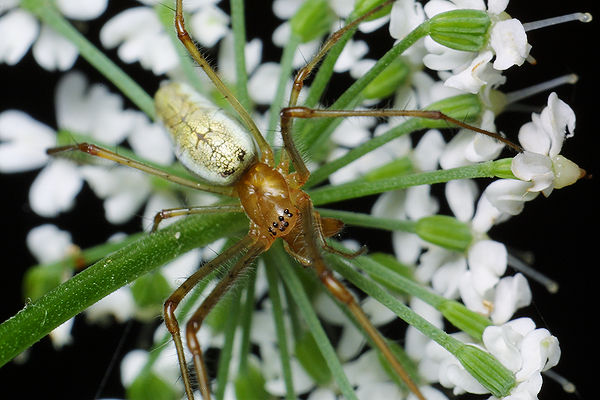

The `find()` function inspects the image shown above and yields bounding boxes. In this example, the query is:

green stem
[264,253,296,400]
[230,0,252,112]
[273,244,358,400]
[317,208,416,232]
[21,0,155,119]
[0,212,247,367]
[310,160,501,206]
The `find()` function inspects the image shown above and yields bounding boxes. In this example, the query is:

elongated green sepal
[491,157,517,179]
[424,93,483,128]
[438,300,491,341]
[290,0,334,43]
[415,215,473,252]
[455,344,515,397]
[429,9,491,52]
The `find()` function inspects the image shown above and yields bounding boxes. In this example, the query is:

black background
[1,1,598,399]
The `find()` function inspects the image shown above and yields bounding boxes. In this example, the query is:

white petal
[56,0,108,20]
[414,129,445,171]
[487,0,509,14]
[86,286,136,323]
[128,116,174,165]
[49,318,74,349]
[389,0,425,40]
[120,349,149,387]
[26,224,73,264]
[0,110,55,172]
[189,5,230,47]
[491,273,531,324]
[511,151,554,193]
[248,62,281,104]
[29,160,83,217]
[32,23,78,71]
[334,39,368,73]
[445,179,478,222]
[540,92,576,156]
[0,9,39,65]
[482,324,523,372]
[406,185,438,220]
[516,329,560,380]
[518,113,549,154]
[483,179,538,216]
[467,240,507,291]
[490,19,530,70]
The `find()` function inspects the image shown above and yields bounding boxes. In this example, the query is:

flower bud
[363,57,411,99]
[415,215,473,252]
[454,344,515,397]
[423,93,483,128]
[290,0,335,43]
[551,155,584,188]
[429,9,491,52]
[438,300,491,341]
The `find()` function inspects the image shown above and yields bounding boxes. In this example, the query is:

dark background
[1,1,597,399]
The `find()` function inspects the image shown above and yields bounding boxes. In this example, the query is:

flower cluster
[0,0,589,399]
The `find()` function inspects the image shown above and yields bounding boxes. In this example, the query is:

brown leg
[47,143,237,196]
[184,240,265,399]
[151,204,244,232]
[293,194,426,400]
[163,235,256,400]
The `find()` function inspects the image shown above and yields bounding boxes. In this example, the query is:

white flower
[483,318,560,399]
[422,0,531,93]
[100,1,229,75]
[512,92,582,196]
[439,110,505,169]
[0,0,107,70]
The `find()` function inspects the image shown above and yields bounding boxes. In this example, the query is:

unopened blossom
[0,0,107,70]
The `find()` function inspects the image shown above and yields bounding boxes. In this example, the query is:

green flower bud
[290,0,335,43]
[23,263,66,302]
[429,9,492,52]
[352,0,393,21]
[455,344,515,398]
[415,215,473,252]
[295,331,332,384]
[438,300,491,341]
[363,57,411,99]
[423,93,483,128]
[234,363,270,400]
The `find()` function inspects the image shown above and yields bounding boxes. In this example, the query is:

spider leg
[293,194,426,400]
[281,107,523,152]
[278,0,395,183]
[185,238,266,399]
[151,204,244,233]
[163,235,260,400]
[47,143,237,196]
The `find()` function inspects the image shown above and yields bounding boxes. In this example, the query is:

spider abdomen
[155,82,257,186]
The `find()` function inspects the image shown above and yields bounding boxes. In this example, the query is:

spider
[47,0,520,399]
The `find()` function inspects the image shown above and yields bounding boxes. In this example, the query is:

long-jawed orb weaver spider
[47,0,522,399]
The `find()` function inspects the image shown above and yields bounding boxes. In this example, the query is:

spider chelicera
[48,0,521,399]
